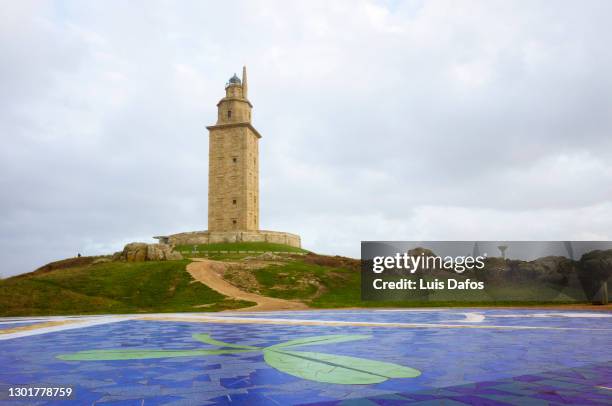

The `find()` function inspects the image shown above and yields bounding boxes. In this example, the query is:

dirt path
[186,258,308,312]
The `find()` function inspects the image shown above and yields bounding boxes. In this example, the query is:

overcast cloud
[1,0,611,277]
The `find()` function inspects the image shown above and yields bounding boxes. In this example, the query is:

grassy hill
[0,258,252,316]
[0,244,371,317]
[0,242,595,317]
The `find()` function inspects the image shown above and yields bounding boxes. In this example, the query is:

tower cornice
[206,122,262,138]
[216,97,252,108]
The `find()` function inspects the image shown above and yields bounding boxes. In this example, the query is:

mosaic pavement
[0,309,610,405]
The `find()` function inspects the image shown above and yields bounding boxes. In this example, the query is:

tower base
[154,230,301,249]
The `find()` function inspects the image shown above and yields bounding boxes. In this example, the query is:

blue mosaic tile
[0,310,610,405]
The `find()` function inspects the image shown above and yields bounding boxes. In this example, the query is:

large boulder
[578,249,612,281]
[119,243,183,262]
[123,243,148,262]
[577,249,612,304]
[147,244,166,261]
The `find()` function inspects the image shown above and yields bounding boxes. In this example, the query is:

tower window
[227,110,232,119]
[232,157,237,163]
[232,219,237,225]
[232,199,236,205]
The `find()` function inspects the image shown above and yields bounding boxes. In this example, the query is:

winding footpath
[186,258,308,311]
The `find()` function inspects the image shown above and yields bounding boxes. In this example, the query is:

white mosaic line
[226,310,486,323]
[490,312,612,318]
[2,310,610,342]
[442,312,486,323]
[142,314,612,331]
[0,316,131,341]
[375,309,451,312]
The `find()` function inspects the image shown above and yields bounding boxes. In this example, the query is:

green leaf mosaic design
[57,334,421,385]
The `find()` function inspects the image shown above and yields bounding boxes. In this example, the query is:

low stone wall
[156,230,301,248]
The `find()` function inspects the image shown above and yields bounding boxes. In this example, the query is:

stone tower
[206,66,260,232]
[154,67,301,248]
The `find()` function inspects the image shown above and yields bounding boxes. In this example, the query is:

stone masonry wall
[207,75,259,233]
[163,230,301,249]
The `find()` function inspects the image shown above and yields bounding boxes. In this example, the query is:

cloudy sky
[1,0,611,277]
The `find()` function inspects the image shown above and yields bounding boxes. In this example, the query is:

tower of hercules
[155,67,300,249]
[207,67,260,232]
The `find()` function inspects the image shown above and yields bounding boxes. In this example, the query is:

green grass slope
[227,254,590,308]
[0,259,252,316]
[223,254,380,307]
[243,257,408,308]
[1,249,592,317]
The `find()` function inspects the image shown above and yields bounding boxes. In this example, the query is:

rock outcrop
[117,243,183,262]
[577,249,612,304]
